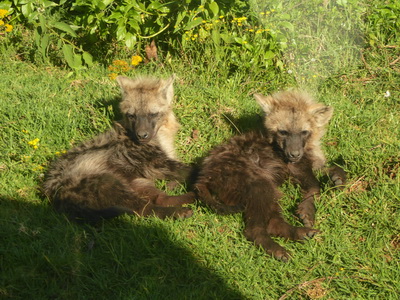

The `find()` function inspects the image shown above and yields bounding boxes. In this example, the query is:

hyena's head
[254,90,333,163]
[116,75,175,144]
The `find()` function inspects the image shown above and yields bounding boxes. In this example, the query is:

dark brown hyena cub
[43,76,195,223]
[195,90,345,261]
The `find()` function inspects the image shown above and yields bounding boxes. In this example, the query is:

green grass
[1,1,399,299]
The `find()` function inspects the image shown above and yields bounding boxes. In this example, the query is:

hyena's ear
[159,75,175,105]
[254,93,276,115]
[311,105,333,127]
[116,76,131,94]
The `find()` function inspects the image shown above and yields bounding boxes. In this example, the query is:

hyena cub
[195,90,343,261]
[43,76,195,223]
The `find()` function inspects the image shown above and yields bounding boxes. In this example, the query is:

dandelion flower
[0,9,8,18]
[28,138,40,149]
[28,138,40,146]
[5,24,13,32]
[131,55,143,66]
[0,20,4,26]
[108,73,118,80]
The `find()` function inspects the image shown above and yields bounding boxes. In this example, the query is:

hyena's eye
[149,112,159,118]
[278,130,289,136]
[301,130,310,136]
[126,113,136,120]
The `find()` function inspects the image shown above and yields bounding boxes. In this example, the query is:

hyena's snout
[284,133,305,162]
[135,115,156,143]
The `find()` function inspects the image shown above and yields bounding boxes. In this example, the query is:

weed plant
[0,0,399,299]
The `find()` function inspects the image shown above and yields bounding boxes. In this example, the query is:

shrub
[2,0,290,77]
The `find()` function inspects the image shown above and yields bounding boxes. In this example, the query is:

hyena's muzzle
[279,131,310,163]
[133,113,161,143]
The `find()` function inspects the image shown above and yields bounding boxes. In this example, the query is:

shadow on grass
[223,112,263,135]
[0,196,245,300]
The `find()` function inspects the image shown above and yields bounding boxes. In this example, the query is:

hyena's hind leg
[244,180,318,261]
[99,176,192,220]
[131,178,195,207]
[62,174,192,223]
[242,180,292,261]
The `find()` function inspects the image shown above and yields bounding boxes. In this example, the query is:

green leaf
[0,1,12,10]
[34,29,41,48]
[264,50,275,60]
[53,22,78,37]
[62,44,75,68]
[116,25,127,41]
[40,34,50,59]
[211,29,220,45]
[43,1,58,8]
[184,17,204,30]
[128,19,140,32]
[38,14,47,32]
[21,3,32,19]
[124,32,137,49]
[279,21,294,32]
[82,52,93,67]
[209,1,219,17]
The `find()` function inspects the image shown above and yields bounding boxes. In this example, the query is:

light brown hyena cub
[43,76,195,223]
[195,90,345,261]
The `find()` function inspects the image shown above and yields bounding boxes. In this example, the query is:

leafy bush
[1,0,291,76]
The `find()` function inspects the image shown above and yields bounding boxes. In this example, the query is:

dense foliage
[0,0,292,76]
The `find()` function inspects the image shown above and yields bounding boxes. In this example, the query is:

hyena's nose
[137,131,149,140]
[288,151,301,160]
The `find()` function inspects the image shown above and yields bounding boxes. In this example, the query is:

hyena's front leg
[291,163,321,228]
[328,165,347,189]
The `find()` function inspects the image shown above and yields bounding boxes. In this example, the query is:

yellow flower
[0,20,4,26]
[5,24,13,32]
[108,73,118,80]
[113,59,128,66]
[131,55,143,66]
[28,138,40,149]
[33,165,44,171]
[0,9,8,18]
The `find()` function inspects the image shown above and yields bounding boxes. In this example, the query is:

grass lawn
[1,1,399,299]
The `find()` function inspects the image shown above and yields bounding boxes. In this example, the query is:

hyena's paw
[329,166,347,189]
[295,227,320,241]
[244,227,291,262]
[297,201,316,228]
[173,207,193,219]
[268,245,291,262]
